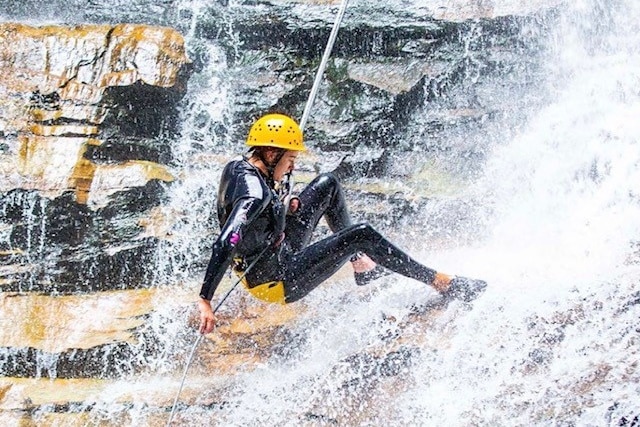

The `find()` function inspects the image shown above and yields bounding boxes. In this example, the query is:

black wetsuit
[199,158,438,303]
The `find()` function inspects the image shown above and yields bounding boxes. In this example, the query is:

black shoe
[354,265,390,286]
[441,276,487,302]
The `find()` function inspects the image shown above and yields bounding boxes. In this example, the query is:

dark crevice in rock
[0,342,142,379]
[101,77,190,139]
[0,181,170,293]
[85,136,173,165]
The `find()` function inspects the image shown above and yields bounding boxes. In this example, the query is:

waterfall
[476,0,640,287]
[151,0,640,424]
[2,0,639,425]
[404,0,640,424]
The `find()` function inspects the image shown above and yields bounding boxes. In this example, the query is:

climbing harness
[235,256,287,304]
[167,1,350,424]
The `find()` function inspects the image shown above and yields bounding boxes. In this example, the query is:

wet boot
[440,276,487,302]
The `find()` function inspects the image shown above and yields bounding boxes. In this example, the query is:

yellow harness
[233,257,286,304]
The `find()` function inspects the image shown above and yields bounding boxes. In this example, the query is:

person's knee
[315,172,341,192]
[306,173,343,204]
[350,222,381,242]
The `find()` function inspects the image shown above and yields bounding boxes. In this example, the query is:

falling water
[400,0,640,424]
[148,0,640,425]
[2,0,640,425]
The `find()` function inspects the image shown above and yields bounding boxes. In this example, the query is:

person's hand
[198,298,216,334]
[288,196,301,214]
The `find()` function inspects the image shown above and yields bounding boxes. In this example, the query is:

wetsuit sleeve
[199,196,266,301]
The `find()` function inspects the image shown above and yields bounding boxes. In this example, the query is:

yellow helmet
[246,113,306,151]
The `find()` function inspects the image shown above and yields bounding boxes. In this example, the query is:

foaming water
[477,0,640,290]
[152,22,232,288]
[396,0,640,424]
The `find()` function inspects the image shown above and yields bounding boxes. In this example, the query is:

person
[198,113,486,334]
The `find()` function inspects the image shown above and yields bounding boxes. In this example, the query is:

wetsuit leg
[245,173,352,287]
[285,173,352,252]
[282,223,437,303]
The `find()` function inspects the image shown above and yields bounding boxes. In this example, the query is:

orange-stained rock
[17,135,88,188]
[69,153,98,205]
[0,289,158,352]
[0,22,189,204]
[0,23,189,97]
[0,282,452,426]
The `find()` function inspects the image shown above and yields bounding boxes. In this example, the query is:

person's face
[272,150,299,182]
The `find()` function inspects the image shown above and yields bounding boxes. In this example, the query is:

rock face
[0,23,189,202]
[0,3,560,296]
[0,23,190,294]
[0,1,564,423]
[199,1,558,182]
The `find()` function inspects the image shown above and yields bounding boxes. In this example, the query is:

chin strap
[277,171,293,201]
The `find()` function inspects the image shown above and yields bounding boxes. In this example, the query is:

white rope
[299,0,350,132]
[166,245,269,426]
[166,334,202,425]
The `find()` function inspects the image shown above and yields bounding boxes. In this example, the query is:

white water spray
[53,0,640,425]
[176,0,640,425]
[395,0,640,424]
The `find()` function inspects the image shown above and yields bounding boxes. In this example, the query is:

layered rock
[0,23,189,203]
[198,0,560,180]
[0,23,190,294]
